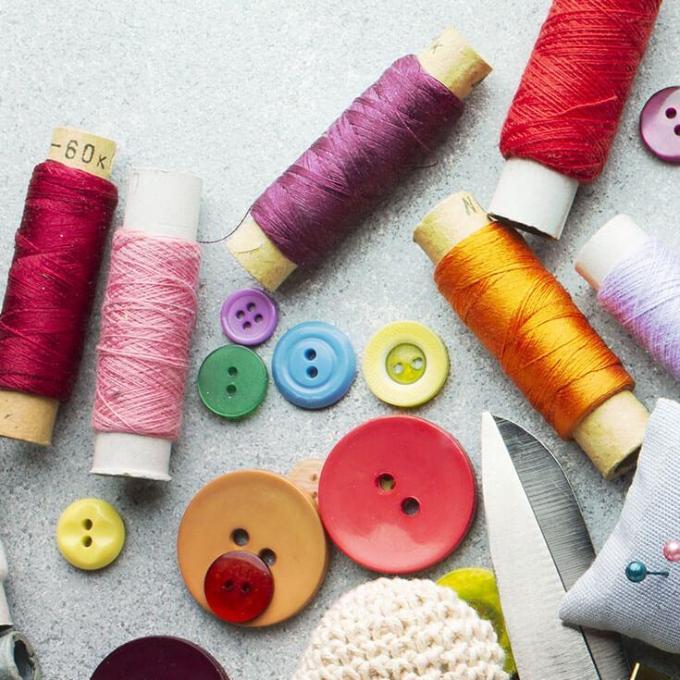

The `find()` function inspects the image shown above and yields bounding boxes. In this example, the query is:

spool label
[48,127,116,180]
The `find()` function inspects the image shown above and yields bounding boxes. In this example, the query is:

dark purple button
[221,288,277,346]
[640,86,680,163]
[90,637,229,680]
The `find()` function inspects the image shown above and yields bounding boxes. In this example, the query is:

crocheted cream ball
[294,578,508,679]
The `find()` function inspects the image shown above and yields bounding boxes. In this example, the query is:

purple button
[91,637,229,680]
[640,86,680,163]
[221,288,277,346]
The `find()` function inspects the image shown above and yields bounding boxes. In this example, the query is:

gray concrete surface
[0,1,678,677]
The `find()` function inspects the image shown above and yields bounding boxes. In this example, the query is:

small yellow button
[56,498,125,571]
[362,321,449,407]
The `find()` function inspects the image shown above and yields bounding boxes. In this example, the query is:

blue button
[272,321,356,409]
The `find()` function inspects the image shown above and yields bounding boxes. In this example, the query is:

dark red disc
[90,636,228,679]
[204,551,274,623]
[318,415,476,574]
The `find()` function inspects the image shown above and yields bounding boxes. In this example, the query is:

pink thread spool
[91,168,202,481]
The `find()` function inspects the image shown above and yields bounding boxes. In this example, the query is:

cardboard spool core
[227,27,492,292]
[576,214,650,292]
[414,191,649,479]
[0,128,117,447]
[489,158,579,240]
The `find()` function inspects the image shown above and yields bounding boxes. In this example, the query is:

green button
[198,345,268,420]
[385,343,426,385]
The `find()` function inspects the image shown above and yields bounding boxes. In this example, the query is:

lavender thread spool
[577,214,680,380]
[227,27,491,291]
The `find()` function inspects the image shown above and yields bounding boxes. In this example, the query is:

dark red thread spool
[0,128,118,445]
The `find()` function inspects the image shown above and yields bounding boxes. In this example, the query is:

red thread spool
[489,0,661,239]
[0,128,117,445]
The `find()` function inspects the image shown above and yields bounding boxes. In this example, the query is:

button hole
[241,582,252,594]
[231,528,249,546]
[223,580,234,592]
[82,519,93,530]
[246,303,256,312]
[304,349,316,360]
[254,314,263,323]
[401,497,420,516]
[243,321,252,330]
[667,107,677,119]
[259,548,277,566]
[376,473,396,492]
[236,310,245,319]
[412,358,424,370]
[226,384,237,396]
[307,366,318,378]
[393,362,404,375]
[228,366,238,376]
[674,124,680,136]
[82,536,93,547]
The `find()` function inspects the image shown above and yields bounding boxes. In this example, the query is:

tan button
[287,459,323,506]
[177,470,329,627]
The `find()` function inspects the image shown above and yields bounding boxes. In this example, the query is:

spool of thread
[227,27,491,291]
[0,128,117,446]
[91,169,202,481]
[488,0,661,239]
[577,215,680,380]
[414,192,649,478]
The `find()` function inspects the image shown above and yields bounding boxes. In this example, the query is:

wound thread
[0,160,117,401]
[598,238,680,380]
[93,230,201,440]
[252,55,463,266]
[500,0,661,183]
[434,223,633,437]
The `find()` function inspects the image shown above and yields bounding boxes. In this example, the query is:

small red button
[318,416,476,574]
[204,551,274,623]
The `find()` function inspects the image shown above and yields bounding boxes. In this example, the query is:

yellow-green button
[438,568,517,676]
[385,343,426,384]
[362,321,449,408]
[56,498,125,571]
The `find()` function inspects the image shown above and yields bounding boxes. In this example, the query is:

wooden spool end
[417,26,492,99]
[414,191,648,479]
[0,127,117,446]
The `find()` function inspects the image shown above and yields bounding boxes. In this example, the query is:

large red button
[204,551,274,623]
[318,416,476,574]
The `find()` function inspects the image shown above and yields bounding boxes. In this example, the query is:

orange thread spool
[434,223,632,438]
[414,191,648,479]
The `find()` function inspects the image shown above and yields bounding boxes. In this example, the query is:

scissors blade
[495,416,630,679]
[482,412,600,680]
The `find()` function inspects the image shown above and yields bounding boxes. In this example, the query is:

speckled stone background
[0,1,678,678]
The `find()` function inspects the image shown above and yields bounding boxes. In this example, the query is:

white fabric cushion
[560,398,680,653]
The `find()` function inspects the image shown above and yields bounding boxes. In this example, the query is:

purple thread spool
[577,215,680,380]
[227,28,491,291]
